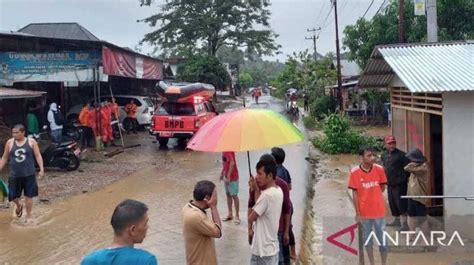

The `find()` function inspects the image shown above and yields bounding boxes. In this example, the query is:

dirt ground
[0,97,242,204]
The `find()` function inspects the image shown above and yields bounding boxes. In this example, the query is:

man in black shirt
[381,135,410,230]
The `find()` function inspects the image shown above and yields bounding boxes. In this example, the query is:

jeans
[361,218,388,253]
[277,232,290,264]
[50,129,62,144]
[250,254,279,265]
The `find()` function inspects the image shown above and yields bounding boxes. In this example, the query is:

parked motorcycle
[36,127,81,171]
[111,119,125,140]
[63,121,84,142]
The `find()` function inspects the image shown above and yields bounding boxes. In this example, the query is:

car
[66,95,155,126]
[150,82,217,147]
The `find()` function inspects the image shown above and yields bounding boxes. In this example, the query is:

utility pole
[399,0,405,42]
[426,0,438,42]
[306,27,321,60]
[333,0,344,111]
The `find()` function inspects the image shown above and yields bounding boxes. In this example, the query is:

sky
[0,0,386,62]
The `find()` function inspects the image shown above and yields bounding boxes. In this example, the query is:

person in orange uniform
[100,102,114,147]
[78,103,93,149]
[88,103,106,151]
[124,100,138,134]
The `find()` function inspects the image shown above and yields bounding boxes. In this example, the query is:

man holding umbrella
[249,154,291,265]
[248,155,286,265]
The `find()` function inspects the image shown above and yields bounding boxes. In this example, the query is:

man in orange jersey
[348,146,388,265]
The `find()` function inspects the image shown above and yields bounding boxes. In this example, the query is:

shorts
[8,175,38,201]
[408,199,427,223]
[361,218,388,253]
[250,254,279,265]
[224,181,239,196]
[388,185,408,216]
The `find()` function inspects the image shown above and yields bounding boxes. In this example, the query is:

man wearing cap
[381,135,410,230]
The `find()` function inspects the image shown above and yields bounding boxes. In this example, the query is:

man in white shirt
[47,103,63,144]
[248,154,284,265]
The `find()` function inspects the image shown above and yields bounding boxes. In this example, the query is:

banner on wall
[0,51,102,85]
[101,47,163,80]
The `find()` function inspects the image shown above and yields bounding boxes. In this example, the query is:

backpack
[53,111,64,126]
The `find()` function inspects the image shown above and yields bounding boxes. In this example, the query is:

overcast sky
[0,0,386,62]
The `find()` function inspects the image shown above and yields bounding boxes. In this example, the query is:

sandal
[15,203,23,218]
[233,217,241,225]
[222,216,233,222]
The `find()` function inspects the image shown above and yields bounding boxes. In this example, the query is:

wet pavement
[0,94,310,264]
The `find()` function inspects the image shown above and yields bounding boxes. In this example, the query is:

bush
[303,115,318,130]
[313,113,383,154]
[310,96,337,120]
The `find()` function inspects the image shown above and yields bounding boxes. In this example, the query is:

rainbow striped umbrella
[187,108,304,174]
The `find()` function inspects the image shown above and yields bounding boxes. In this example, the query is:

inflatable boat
[157,81,215,103]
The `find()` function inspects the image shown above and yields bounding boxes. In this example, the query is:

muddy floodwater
[0,95,311,265]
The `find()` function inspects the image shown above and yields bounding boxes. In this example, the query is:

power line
[315,0,329,28]
[374,0,388,16]
[362,0,375,19]
[318,4,334,31]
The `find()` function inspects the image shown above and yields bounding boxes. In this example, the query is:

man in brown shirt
[182,180,222,265]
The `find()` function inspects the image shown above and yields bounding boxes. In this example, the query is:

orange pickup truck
[149,82,218,147]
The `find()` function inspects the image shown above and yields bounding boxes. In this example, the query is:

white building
[359,42,474,239]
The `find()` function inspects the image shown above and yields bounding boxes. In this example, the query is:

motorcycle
[36,128,81,171]
[63,121,84,142]
[111,119,125,140]
[288,100,299,118]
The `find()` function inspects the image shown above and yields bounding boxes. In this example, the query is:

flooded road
[0,94,310,264]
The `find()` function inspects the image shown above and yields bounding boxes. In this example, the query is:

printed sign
[0,51,100,85]
[414,0,426,16]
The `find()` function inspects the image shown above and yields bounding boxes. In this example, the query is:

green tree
[139,0,280,57]
[343,0,474,69]
[216,45,245,65]
[239,72,253,89]
[271,50,336,99]
[241,58,285,87]
[176,55,231,91]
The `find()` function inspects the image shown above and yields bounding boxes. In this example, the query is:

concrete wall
[442,91,474,239]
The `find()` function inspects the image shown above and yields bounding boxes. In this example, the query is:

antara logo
[365,231,465,247]
[327,223,465,256]
[326,223,359,256]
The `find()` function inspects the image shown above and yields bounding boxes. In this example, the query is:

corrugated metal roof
[332,59,361,77]
[359,42,474,92]
[18,23,100,41]
[0,88,46,99]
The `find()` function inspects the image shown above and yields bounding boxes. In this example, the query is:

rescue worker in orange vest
[88,103,107,151]
[101,101,114,146]
[124,100,138,134]
[78,103,93,150]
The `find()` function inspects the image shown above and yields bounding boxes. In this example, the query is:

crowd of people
[76,98,139,150]
[80,148,297,265]
[350,136,430,265]
[0,116,431,264]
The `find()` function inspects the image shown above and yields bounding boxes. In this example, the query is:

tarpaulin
[102,46,162,80]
